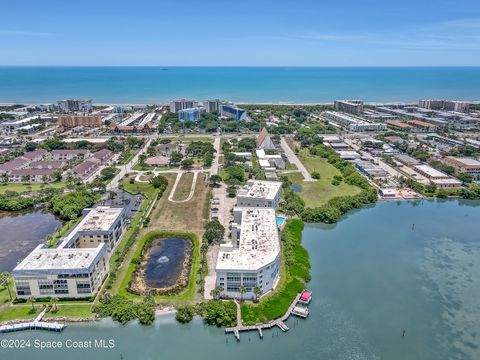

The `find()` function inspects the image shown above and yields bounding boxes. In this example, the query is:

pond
[144,238,191,289]
[0,208,62,272]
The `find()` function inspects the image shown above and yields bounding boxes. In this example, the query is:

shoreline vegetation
[241,219,310,325]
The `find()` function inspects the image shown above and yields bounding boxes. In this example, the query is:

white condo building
[12,206,126,299]
[12,244,108,299]
[236,180,282,208]
[215,208,280,299]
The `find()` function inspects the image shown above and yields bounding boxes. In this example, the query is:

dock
[225,292,307,340]
[0,308,65,334]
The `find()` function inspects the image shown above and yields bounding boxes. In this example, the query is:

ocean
[0,67,479,104]
[2,200,480,360]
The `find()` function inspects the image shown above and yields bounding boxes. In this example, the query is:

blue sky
[1,0,480,66]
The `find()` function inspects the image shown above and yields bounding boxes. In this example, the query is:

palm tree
[28,295,36,312]
[253,286,261,302]
[210,285,223,300]
[51,297,59,312]
[239,286,247,302]
[0,272,12,301]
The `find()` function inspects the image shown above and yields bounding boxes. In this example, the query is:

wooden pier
[0,308,65,334]
[225,292,307,341]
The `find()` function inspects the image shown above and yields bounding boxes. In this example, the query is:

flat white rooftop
[413,165,449,178]
[237,180,282,201]
[216,208,280,271]
[13,244,106,274]
[76,206,123,232]
[448,157,480,166]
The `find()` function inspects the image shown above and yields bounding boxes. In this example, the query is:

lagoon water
[1,67,480,103]
[1,200,480,360]
[0,209,61,272]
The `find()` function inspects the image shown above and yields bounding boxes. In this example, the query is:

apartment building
[215,207,280,299]
[236,180,282,209]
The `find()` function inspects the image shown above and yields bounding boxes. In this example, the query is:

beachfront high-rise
[220,104,247,120]
[334,100,364,115]
[418,99,470,113]
[178,106,206,122]
[203,99,222,113]
[56,99,92,113]
[169,99,196,113]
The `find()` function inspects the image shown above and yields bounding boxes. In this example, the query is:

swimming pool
[276,216,286,226]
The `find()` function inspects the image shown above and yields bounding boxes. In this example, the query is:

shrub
[176,305,195,323]
[199,301,236,327]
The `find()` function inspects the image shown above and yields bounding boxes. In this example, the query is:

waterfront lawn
[170,172,194,201]
[44,304,94,319]
[0,306,38,322]
[117,231,200,301]
[0,277,13,305]
[0,182,66,195]
[241,219,310,325]
[286,149,360,207]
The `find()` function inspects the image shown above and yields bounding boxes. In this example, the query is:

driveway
[280,137,315,182]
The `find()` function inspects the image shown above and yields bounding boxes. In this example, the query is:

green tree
[28,295,36,312]
[150,175,169,189]
[210,285,224,300]
[169,151,183,166]
[175,305,195,323]
[209,175,222,187]
[253,286,261,301]
[0,272,12,301]
[51,297,59,312]
[181,158,194,169]
[138,154,147,168]
[239,286,247,302]
[100,167,117,181]
[203,220,225,244]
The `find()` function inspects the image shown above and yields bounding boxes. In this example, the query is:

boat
[299,289,312,304]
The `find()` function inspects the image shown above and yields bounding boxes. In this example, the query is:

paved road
[280,137,315,182]
[210,135,221,176]
[107,138,152,190]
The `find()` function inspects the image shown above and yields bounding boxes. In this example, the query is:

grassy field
[0,306,38,322]
[0,182,66,195]
[286,146,360,207]
[170,172,194,201]
[241,220,310,324]
[43,304,94,319]
[149,172,210,235]
[0,279,13,305]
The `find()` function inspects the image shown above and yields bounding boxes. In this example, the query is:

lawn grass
[286,147,360,207]
[241,219,310,324]
[0,306,38,322]
[0,182,66,195]
[117,231,200,302]
[148,173,210,235]
[170,172,194,201]
[43,304,94,319]
[0,279,13,305]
